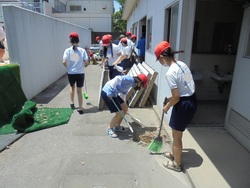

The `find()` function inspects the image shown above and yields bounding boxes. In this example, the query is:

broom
[148,97,168,152]
[148,110,165,152]
[83,72,88,99]
[110,98,134,133]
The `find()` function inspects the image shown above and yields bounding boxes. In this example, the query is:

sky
[114,1,121,12]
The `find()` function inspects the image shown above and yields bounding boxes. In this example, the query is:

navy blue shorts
[108,65,121,79]
[68,73,84,87]
[169,94,197,131]
[121,59,132,70]
[0,42,5,49]
[101,90,124,113]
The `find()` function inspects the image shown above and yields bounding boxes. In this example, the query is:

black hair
[103,42,113,58]
[162,47,184,58]
[134,76,140,83]
[70,37,79,44]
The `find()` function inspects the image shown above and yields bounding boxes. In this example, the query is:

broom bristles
[148,138,163,153]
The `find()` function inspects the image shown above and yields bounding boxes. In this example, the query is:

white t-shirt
[118,38,133,50]
[63,46,89,74]
[131,42,136,51]
[0,28,5,41]
[106,43,121,66]
[99,41,103,50]
[166,61,195,97]
[121,45,132,59]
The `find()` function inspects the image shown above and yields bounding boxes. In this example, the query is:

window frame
[164,2,179,50]
[243,18,250,58]
[146,17,152,50]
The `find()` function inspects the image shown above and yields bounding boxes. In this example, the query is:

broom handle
[157,97,167,137]
[84,72,87,92]
[157,110,165,137]
[111,98,134,133]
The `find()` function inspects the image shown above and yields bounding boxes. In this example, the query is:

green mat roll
[0,64,27,122]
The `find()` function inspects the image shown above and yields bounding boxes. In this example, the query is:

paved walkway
[0,63,249,188]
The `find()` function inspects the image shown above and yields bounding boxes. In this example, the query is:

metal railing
[0,2,43,23]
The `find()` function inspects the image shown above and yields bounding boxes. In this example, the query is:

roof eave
[122,0,138,20]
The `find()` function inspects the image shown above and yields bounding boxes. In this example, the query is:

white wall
[66,0,113,14]
[47,0,113,32]
[53,13,112,32]
[125,0,196,107]
[43,1,53,17]
[225,8,250,151]
[125,0,250,151]
[126,0,240,102]
[3,5,91,99]
[126,0,172,106]
[0,2,22,22]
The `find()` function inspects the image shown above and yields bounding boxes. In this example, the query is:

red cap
[137,74,148,89]
[120,37,127,44]
[102,35,110,46]
[154,41,171,60]
[89,52,93,57]
[69,32,79,38]
[95,36,100,41]
[126,31,132,36]
[131,35,136,39]
[107,34,112,40]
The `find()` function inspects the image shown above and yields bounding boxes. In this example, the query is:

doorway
[189,0,245,126]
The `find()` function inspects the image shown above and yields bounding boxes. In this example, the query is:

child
[101,74,148,138]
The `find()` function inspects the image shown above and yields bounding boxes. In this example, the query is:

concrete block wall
[3,5,91,99]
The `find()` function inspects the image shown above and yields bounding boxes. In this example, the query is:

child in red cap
[154,41,197,172]
[63,32,90,114]
[101,74,148,138]
[100,34,123,79]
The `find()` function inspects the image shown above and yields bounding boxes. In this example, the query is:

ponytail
[162,48,184,58]
[110,42,113,58]
[103,43,113,58]
[103,46,107,57]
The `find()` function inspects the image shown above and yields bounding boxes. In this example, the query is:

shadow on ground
[32,75,69,104]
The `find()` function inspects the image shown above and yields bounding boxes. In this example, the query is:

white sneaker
[106,128,117,138]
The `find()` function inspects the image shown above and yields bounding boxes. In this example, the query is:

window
[70,5,81,12]
[54,0,66,13]
[164,3,179,50]
[212,23,235,54]
[146,18,152,50]
[192,1,243,54]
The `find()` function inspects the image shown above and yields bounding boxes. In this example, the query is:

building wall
[225,8,250,151]
[125,0,195,107]
[125,0,250,151]
[66,0,113,14]
[49,0,113,32]
[126,0,242,102]
[53,13,112,32]
[3,5,91,99]
[126,0,167,106]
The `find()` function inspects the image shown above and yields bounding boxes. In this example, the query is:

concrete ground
[0,63,250,188]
